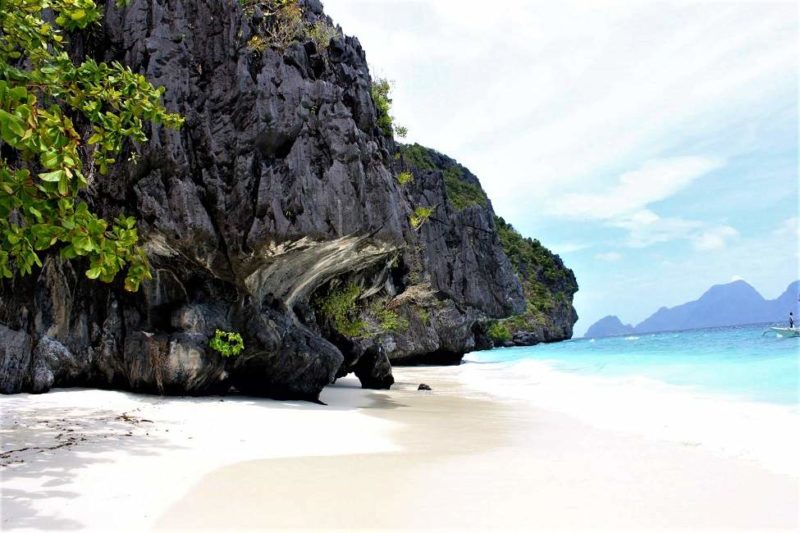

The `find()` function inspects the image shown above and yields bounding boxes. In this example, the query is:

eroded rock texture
[0,0,576,399]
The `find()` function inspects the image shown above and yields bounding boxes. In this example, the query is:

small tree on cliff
[0,0,183,291]
[370,77,407,139]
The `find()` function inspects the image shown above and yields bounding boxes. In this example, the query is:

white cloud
[595,251,622,262]
[773,217,799,238]
[548,156,724,219]
[730,275,744,282]
[543,157,734,249]
[691,225,740,251]
[323,0,795,221]
[551,242,590,253]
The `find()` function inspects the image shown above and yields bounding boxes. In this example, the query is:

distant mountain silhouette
[584,316,635,338]
[585,280,799,338]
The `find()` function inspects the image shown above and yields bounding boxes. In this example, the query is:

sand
[1,365,798,532]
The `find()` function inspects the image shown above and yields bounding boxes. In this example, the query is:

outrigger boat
[767,326,800,337]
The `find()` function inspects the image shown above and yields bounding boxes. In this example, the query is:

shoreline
[457,357,800,476]
[2,365,799,531]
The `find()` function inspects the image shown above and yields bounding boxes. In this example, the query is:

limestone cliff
[0,0,576,398]
[489,217,579,346]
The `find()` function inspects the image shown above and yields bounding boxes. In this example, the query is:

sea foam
[462,325,800,476]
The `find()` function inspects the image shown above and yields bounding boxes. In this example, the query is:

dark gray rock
[352,347,394,390]
[417,383,431,391]
[31,337,77,393]
[0,325,32,394]
[0,1,576,397]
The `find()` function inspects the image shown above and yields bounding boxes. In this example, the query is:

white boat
[769,326,800,337]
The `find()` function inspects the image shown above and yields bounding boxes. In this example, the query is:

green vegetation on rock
[315,282,411,337]
[495,217,568,285]
[0,0,183,290]
[396,171,414,186]
[487,321,512,343]
[443,166,488,211]
[307,19,339,50]
[399,143,435,171]
[398,144,488,211]
[417,308,431,325]
[316,282,366,337]
[209,330,245,357]
[242,0,339,52]
[491,216,577,341]
[370,302,409,333]
[410,206,435,229]
[370,78,406,139]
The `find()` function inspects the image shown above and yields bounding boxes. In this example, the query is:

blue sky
[323,0,799,335]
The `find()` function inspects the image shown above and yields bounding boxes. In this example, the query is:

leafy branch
[0,0,183,290]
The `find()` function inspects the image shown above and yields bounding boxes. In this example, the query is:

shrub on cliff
[410,206,435,229]
[315,282,366,337]
[242,1,340,58]
[487,321,512,343]
[209,330,245,357]
[0,0,183,290]
[370,78,406,139]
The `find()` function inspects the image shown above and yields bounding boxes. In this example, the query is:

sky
[323,0,799,335]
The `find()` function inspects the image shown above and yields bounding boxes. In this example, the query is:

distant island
[585,280,800,338]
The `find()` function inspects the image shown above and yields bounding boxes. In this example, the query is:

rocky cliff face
[490,217,578,346]
[0,0,575,399]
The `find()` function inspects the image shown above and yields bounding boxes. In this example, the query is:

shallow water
[467,323,800,405]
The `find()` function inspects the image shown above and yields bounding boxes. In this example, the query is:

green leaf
[39,169,64,182]
[58,174,69,196]
[0,0,182,291]
[41,151,60,169]
[0,109,26,141]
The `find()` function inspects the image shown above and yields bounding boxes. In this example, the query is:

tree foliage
[0,0,183,290]
[370,77,406,139]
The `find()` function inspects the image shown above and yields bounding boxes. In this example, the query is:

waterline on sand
[458,357,800,476]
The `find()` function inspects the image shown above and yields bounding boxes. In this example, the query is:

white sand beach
[1,364,798,532]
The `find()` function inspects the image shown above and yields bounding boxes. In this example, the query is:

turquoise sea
[466,323,800,406]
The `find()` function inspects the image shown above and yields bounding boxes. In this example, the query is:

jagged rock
[352,347,394,390]
[0,0,576,398]
[417,383,432,391]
